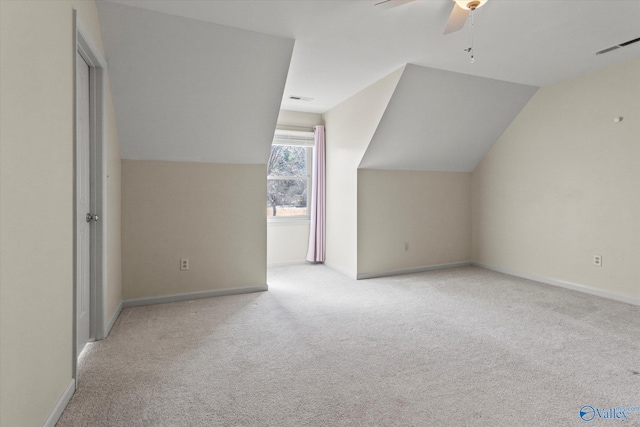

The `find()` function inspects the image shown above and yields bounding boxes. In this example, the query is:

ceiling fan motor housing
[467,1,480,10]
[454,0,487,11]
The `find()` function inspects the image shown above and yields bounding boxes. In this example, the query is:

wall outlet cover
[593,255,602,267]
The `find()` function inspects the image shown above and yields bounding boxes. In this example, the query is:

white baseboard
[267,260,309,268]
[122,285,268,308]
[357,261,472,280]
[473,262,640,307]
[103,301,123,338]
[43,379,75,427]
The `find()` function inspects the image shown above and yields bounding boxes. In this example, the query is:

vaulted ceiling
[96,1,639,169]
[97,2,293,164]
[102,0,640,113]
[360,64,538,172]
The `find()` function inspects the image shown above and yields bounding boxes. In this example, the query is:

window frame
[267,130,314,223]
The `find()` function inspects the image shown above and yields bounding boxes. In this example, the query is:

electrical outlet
[404,242,409,252]
[180,259,189,271]
[593,255,602,267]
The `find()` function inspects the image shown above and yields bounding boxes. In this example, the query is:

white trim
[357,261,472,280]
[472,262,640,307]
[276,125,315,133]
[122,285,268,308]
[273,129,314,146]
[104,301,123,338]
[72,8,78,386]
[267,217,310,226]
[75,21,106,68]
[267,260,309,268]
[42,379,75,427]
[77,23,108,342]
[268,132,313,222]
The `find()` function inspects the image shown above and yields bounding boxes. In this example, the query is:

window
[267,130,313,219]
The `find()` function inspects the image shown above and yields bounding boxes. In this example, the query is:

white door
[76,51,91,357]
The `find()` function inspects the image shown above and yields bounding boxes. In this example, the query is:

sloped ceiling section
[359,64,539,172]
[97,2,294,164]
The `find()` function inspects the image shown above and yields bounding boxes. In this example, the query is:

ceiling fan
[374,0,488,35]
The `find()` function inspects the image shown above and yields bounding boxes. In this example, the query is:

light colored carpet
[57,265,640,426]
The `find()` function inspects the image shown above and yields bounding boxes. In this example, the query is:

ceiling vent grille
[288,95,314,102]
[595,37,640,55]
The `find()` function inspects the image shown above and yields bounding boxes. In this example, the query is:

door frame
[73,11,108,383]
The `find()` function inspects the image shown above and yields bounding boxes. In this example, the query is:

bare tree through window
[267,144,309,217]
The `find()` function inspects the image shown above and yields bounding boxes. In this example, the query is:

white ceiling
[103,0,640,114]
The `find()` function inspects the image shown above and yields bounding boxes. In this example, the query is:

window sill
[267,217,311,226]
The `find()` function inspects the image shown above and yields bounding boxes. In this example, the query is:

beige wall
[267,110,323,266]
[122,160,266,300]
[358,169,471,277]
[472,58,640,300]
[267,223,312,266]
[323,67,404,277]
[0,1,121,426]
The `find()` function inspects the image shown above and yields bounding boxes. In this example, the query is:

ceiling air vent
[288,95,314,101]
[595,37,640,55]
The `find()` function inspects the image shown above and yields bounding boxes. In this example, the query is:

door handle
[86,213,99,223]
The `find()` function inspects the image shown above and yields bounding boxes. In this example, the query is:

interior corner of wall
[355,65,407,169]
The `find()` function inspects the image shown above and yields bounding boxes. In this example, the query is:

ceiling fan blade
[374,0,415,10]
[443,3,469,34]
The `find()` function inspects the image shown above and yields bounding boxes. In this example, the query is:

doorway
[74,14,107,383]
[76,50,92,357]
